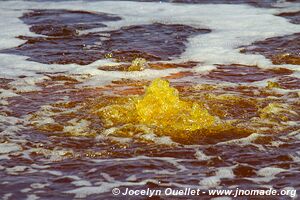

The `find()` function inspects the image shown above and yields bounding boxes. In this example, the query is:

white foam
[71,180,92,187]
[40,170,63,176]
[101,173,115,182]
[139,133,175,145]
[0,2,299,196]
[282,187,298,199]
[5,165,37,175]
[199,176,221,188]
[21,188,32,193]
[8,76,50,92]
[126,174,137,181]
[2,193,12,200]
[0,100,9,106]
[0,89,19,99]
[65,181,145,198]
[143,169,176,175]
[194,150,212,161]
[0,155,9,160]
[26,194,39,200]
[211,197,232,200]
[0,9,33,50]
[199,166,235,188]
[30,183,49,189]
[247,166,287,183]
[217,133,263,146]
[63,119,91,135]
[64,175,82,181]
[257,166,286,177]
[67,178,203,198]
[215,167,235,179]
[0,0,299,88]
[0,143,21,154]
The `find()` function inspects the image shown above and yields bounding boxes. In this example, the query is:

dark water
[1,9,209,64]
[0,1,300,200]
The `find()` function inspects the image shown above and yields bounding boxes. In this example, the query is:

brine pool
[0,0,300,199]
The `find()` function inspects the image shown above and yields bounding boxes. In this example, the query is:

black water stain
[0,9,210,65]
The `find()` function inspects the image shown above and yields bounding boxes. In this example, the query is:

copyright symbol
[112,188,120,195]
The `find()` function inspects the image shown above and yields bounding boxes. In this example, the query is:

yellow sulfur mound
[266,81,281,89]
[136,78,215,131]
[99,78,215,131]
[128,58,149,71]
[259,103,292,122]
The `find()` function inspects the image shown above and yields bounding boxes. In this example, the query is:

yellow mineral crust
[259,103,296,122]
[98,78,215,132]
[266,81,281,89]
[135,78,215,131]
[128,58,149,71]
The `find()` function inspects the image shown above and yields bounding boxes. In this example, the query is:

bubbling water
[99,78,216,131]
